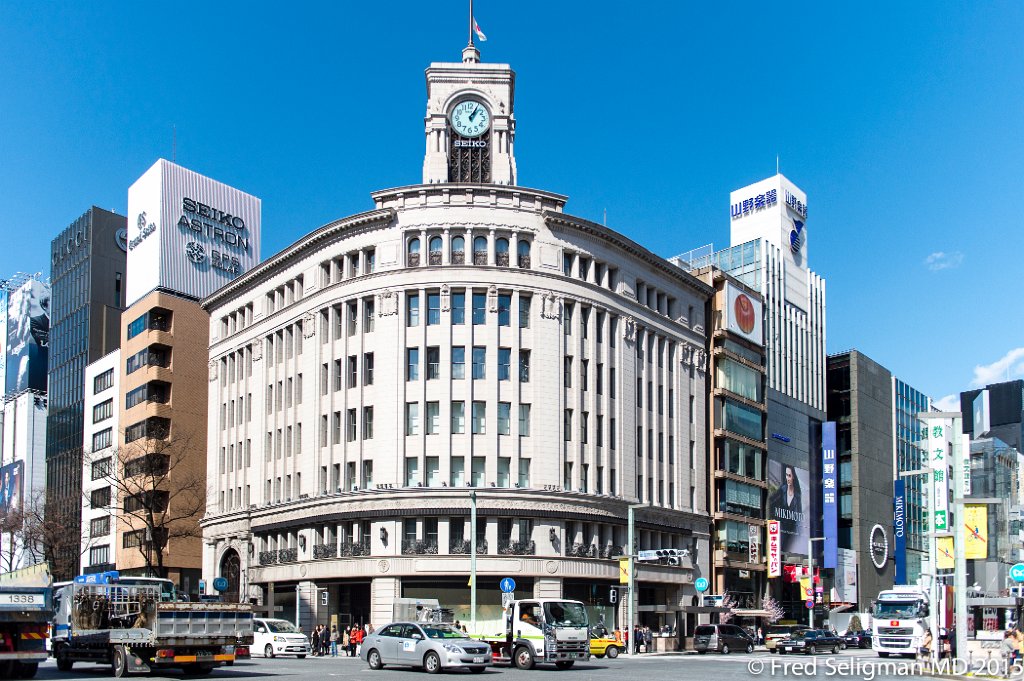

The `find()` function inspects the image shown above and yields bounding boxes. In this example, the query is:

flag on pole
[473,17,487,42]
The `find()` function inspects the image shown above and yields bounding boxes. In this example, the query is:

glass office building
[46,206,126,579]
[892,377,931,584]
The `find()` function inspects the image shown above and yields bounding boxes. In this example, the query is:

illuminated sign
[767,520,781,577]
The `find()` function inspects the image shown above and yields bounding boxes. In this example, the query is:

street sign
[1011,563,1024,583]
[694,577,709,593]
[212,577,229,592]
[805,599,814,609]
[609,587,618,604]
[500,577,516,593]
[501,592,515,609]
[618,559,629,584]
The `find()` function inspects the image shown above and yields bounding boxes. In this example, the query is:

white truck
[51,572,253,676]
[872,587,930,658]
[479,599,590,670]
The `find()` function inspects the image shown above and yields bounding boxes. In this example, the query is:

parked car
[843,630,873,649]
[766,625,809,653]
[589,626,624,659]
[252,617,310,658]
[778,629,844,655]
[361,622,493,673]
[693,624,755,654]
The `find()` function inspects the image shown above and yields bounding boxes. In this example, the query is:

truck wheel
[606,646,619,659]
[16,662,39,679]
[878,652,890,658]
[555,661,575,669]
[423,651,442,674]
[265,644,275,658]
[55,645,74,672]
[367,649,384,670]
[112,645,129,678]
[513,646,534,670]
[0,662,14,679]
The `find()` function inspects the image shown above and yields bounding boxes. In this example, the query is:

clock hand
[470,105,481,122]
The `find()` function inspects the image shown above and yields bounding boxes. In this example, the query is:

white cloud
[924,251,964,271]
[971,347,1024,387]
[933,394,961,411]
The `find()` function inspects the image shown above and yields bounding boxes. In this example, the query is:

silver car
[362,622,492,673]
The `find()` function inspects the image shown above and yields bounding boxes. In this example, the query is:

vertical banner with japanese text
[926,419,952,531]
[767,521,781,577]
[822,422,838,569]
[748,524,760,564]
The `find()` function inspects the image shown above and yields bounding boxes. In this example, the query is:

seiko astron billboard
[126,159,261,306]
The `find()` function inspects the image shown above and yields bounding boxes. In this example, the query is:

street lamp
[807,536,826,629]
[626,502,649,657]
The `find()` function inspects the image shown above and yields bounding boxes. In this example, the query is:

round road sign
[694,578,709,593]
[805,599,815,609]
[1011,563,1024,583]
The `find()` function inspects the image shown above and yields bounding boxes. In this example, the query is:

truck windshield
[874,602,922,618]
[266,620,300,633]
[543,602,588,628]
[422,625,465,639]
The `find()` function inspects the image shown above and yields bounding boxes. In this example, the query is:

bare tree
[88,426,207,579]
[1,494,84,578]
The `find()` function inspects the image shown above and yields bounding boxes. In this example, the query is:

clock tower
[422,44,517,185]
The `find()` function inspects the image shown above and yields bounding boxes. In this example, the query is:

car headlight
[274,636,287,642]
[442,643,465,654]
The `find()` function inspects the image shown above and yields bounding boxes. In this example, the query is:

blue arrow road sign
[500,578,516,593]
[694,578,709,593]
[1011,563,1024,583]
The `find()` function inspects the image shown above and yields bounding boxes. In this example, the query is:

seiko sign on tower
[126,159,261,306]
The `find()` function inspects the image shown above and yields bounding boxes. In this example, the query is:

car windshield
[422,625,466,639]
[768,626,794,636]
[266,620,300,633]
[874,602,922,618]
[543,602,588,627]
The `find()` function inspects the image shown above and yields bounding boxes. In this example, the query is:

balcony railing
[451,251,465,264]
[313,543,338,559]
[428,252,442,265]
[567,542,598,558]
[518,255,531,269]
[498,540,535,556]
[496,252,510,267]
[600,544,626,560]
[407,253,420,267]
[259,550,279,565]
[339,540,371,557]
[278,548,298,563]
[449,538,488,555]
[402,539,439,555]
[473,251,488,265]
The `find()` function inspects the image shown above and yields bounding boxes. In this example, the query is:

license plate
[473,657,485,664]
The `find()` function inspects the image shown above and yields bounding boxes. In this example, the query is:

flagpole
[468,0,474,47]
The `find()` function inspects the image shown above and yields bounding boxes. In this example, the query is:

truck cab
[483,599,590,669]
[872,587,930,658]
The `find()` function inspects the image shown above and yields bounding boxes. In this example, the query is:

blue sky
[1,1,1021,406]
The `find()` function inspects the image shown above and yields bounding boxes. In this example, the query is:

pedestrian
[343,626,351,656]
[352,623,364,656]
[757,626,764,646]
[330,625,339,657]
[311,625,320,657]
[645,626,653,653]
[322,625,330,656]
[1000,630,1015,673]
[920,629,934,665]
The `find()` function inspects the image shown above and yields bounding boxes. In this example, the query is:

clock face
[450,100,491,138]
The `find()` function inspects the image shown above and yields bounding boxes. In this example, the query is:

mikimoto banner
[893,479,907,584]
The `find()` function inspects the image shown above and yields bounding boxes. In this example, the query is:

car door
[396,625,424,667]
[376,624,403,663]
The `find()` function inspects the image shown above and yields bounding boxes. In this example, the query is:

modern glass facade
[46,206,126,579]
[893,377,931,583]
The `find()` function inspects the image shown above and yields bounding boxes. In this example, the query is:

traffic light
[636,548,690,565]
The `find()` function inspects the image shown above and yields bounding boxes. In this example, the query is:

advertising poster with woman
[767,460,810,555]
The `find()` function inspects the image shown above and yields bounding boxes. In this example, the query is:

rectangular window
[406,402,420,436]
[124,417,170,443]
[471,456,485,487]
[91,427,112,452]
[472,346,486,380]
[471,401,486,434]
[363,352,374,385]
[364,298,375,332]
[472,292,486,325]
[451,458,465,487]
[346,409,357,442]
[563,302,573,335]
[90,456,112,480]
[497,402,511,435]
[362,406,374,439]
[518,459,531,488]
[90,487,111,508]
[452,292,466,324]
[452,346,466,379]
[718,398,762,441]
[497,457,511,487]
[93,369,114,393]
[347,302,358,336]
[497,294,511,326]
[610,367,616,398]
[596,311,605,343]
[498,347,511,381]
[597,415,604,447]
[426,401,440,435]
[407,293,420,327]
[426,457,441,487]
[90,516,110,537]
[564,409,573,441]
[596,363,603,394]
[610,316,617,347]
[580,411,589,444]
[89,545,110,566]
[519,296,531,328]
[580,306,590,338]
[93,398,113,423]
[451,401,465,434]
[427,292,441,325]
[519,404,531,437]
[581,359,588,391]
[564,356,573,388]
[610,418,616,449]
[519,349,531,382]
[347,356,357,388]
[426,346,440,379]
[407,347,420,381]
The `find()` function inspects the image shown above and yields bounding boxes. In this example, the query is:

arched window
[517,240,531,268]
[451,236,465,264]
[407,237,420,267]
[428,236,443,265]
[495,238,510,266]
[473,236,488,265]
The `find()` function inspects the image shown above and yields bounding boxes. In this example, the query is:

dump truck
[0,569,51,679]
[51,571,253,677]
